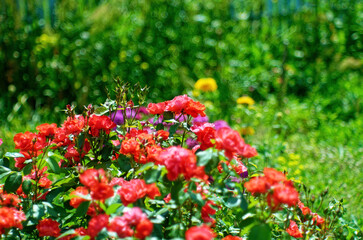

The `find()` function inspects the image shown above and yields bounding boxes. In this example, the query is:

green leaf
[22,164,33,175]
[95,106,109,115]
[56,229,76,240]
[188,191,205,207]
[117,154,131,173]
[196,149,219,173]
[248,223,271,240]
[169,123,180,137]
[46,156,61,174]
[106,203,123,215]
[75,201,91,217]
[156,123,164,131]
[0,165,11,174]
[135,162,154,175]
[22,179,32,195]
[77,132,86,150]
[171,180,183,204]
[4,172,22,193]
[4,152,24,158]
[144,168,161,184]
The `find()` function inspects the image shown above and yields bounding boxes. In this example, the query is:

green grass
[247,97,363,227]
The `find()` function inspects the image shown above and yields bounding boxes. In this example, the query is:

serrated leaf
[5,152,24,158]
[4,172,22,193]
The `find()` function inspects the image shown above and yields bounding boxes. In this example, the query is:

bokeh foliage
[1,0,362,124]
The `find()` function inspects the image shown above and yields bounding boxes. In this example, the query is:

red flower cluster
[88,115,116,136]
[117,179,161,206]
[286,220,303,238]
[79,169,114,200]
[119,129,165,164]
[36,218,61,237]
[244,168,299,209]
[0,207,25,235]
[185,225,216,240]
[158,146,207,181]
[147,95,206,117]
[0,188,21,207]
[298,201,325,226]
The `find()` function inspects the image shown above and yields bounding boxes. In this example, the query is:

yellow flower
[140,62,149,70]
[240,126,255,136]
[236,96,255,105]
[194,78,218,92]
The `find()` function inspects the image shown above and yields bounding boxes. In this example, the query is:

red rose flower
[244,176,269,194]
[165,95,190,114]
[90,182,114,200]
[185,225,216,240]
[240,144,258,158]
[62,116,85,136]
[147,102,166,115]
[87,214,109,238]
[215,128,245,160]
[191,123,216,150]
[36,218,61,237]
[88,115,116,136]
[185,100,206,117]
[79,169,108,188]
[264,168,287,184]
[13,132,46,152]
[70,186,89,208]
[120,139,140,156]
[158,146,203,181]
[269,183,299,209]
[36,123,58,137]
[108,217,134,238]
[135,219,153,239]
[156,130,169,140]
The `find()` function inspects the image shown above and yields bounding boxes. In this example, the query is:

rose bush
[0,82,360,239]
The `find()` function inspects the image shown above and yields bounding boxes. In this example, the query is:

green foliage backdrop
[1,0,362,124]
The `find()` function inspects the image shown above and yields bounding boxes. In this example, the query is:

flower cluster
[0,91,342,239]
[147,94,206,117]
[244,168,299,209]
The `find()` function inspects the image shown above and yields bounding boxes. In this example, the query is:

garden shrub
[0,82,361,239]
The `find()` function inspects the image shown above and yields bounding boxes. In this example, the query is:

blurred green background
[0,0,362,226]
